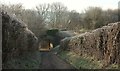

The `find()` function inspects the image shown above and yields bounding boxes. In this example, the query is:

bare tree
[84,7,103,29]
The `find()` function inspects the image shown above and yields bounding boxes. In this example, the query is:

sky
[0,0,119,13]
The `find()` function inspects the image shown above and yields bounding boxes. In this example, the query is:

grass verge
[58,51,103,69]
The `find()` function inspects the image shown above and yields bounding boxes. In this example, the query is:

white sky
[0,0,119,13]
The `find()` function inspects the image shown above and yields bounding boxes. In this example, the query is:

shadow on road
[40,51,75,69]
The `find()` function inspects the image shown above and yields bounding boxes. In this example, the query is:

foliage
[3,51,41,69]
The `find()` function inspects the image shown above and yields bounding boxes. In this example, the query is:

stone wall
[60,22,120,67]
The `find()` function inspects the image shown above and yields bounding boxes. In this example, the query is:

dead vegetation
[2,11,40,69]
[1,2,120,69]
[60,22,120,68]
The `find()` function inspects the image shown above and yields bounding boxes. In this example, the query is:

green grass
[58,51,103,69]
[75,29,91,34]
[106,64,119,69]
[58,51,119,69]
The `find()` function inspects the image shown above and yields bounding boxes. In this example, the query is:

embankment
[60,22,120,68]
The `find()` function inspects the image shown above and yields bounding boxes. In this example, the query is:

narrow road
[40,51,75,69]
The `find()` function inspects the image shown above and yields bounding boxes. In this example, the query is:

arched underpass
[39,29,76,69]
[2,11,119,69]
[2,11,75,69]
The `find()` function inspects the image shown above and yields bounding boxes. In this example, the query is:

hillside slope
[59,22,120,69]
[2,11,41,69]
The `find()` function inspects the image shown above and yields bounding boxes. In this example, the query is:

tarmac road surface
[40,51,75,69]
